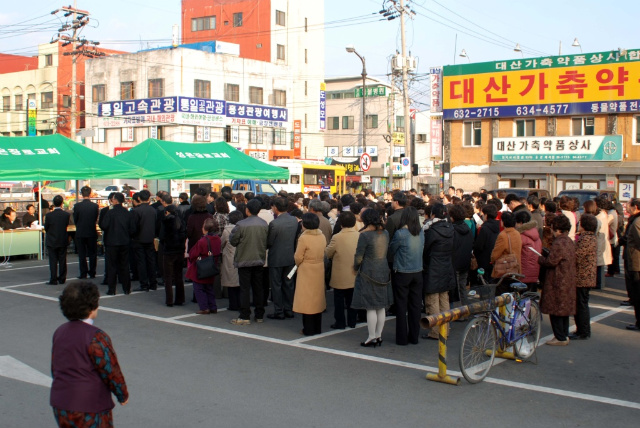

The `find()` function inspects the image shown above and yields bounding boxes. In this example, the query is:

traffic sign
[360,153,371,172]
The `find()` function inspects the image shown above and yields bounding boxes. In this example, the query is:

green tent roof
[0,134,148,181]
[115,139,289,180]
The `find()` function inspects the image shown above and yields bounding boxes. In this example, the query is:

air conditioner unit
[473,122,481,130]
[585,117,595,126]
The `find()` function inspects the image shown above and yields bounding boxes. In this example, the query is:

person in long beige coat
[220,211,243,311]
[325,211,359,329]
[293,213,327,336]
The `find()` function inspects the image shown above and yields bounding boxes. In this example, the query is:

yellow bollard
[426,323,461,385]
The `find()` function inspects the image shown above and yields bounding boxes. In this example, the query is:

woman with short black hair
[538,214,577,345]
[51,281,128,427]
[293,213,326,336]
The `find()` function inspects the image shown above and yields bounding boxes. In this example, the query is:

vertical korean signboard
[319,82,326,131]
[429,67,443,113]
[293,119,302,158]
[430,117,442,158]
[27,99,37,136]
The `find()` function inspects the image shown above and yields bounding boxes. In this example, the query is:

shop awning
[115,139,289,180]
[0,134,148,181]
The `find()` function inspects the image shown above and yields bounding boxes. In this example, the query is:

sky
[1,0,638,109]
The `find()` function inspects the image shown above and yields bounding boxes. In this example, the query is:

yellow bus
[266,160,347,196]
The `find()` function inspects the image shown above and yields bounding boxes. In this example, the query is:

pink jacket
[518,221,542,284]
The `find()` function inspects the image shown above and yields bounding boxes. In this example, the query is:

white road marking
[0,261,81,271]
[168,308,228,320]
[291,318,389,343]
[2,286,639,410]
[0,355,52,388]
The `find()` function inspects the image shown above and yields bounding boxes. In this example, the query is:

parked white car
[95,185,120,198]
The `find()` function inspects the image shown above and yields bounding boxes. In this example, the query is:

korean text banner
[443,49,640,120]
[492,135,622,162]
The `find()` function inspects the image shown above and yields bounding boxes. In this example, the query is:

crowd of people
[43,184,640,428]
[41,184,640,346]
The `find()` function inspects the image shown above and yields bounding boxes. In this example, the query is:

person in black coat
[473,203,501,282]
[98,193,116,285]
[0,207,22,230]
[99,193,135,295]
[73,186,100,279]
[422,203,455,340]
[132,190,159,291]
[449,203,474,304]
[44,196,71,285]
[161,204,186,307]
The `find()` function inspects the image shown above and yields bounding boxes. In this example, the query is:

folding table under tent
[114,139,289,180]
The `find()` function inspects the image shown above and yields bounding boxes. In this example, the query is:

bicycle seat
[510,282,528,292]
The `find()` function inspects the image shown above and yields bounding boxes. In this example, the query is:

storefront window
[516,119,535,136]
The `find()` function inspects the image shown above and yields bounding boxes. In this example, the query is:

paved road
[1,257,638,427]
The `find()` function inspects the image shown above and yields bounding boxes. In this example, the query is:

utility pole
[399,0,412,190]
[51,3,103,140]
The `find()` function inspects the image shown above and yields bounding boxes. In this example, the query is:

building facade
[442,49,640,200]
[181,0,325,158]
[0,43,122,138]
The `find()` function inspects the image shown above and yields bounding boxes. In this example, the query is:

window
[249,86,263,104]
[273,90,286,107]
[14,95,23,111]
[304,169,335,186]
[62,95,71,108]
[304,81,308,96]
[191,16,216,32]
[94,128,105,143]
[121,82,135,100]
[225,84,239,102]
[396,115,405,132]
[366,114,378,129]
[41,92,53,109]
[572,117,595,136]
[2,96,9,111]
[148,79,164,98]
[327,117,339,130]
[305,18,308,32]
[463,121,482,146]
[194,80,211,98]
[636,117,640,145]
[92,84,105,102]
[277,44,285,61]
[516,119,535,136]
[276,10,286,26]
[416,133,427,143]
[121,127,135,142]
[305,113,308,129]
[305,49,308,64]
[274,128,286,145]
[27,93,35,101]
[233,12,243,27]
[45,54,53,66]
[342,116,354,129]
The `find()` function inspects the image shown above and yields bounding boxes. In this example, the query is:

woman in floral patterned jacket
[572,214,598,340]
[50,281,128,427]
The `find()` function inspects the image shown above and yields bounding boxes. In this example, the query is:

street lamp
[346,45,367,155]
[572,37,582,53]
[514,43,524,58]
[459,49,470,62]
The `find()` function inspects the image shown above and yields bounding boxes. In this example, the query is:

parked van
[488,188,551,200]
[230,180,278,196]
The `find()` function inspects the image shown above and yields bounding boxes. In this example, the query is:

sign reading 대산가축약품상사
[492,135,622,161]
[443,49,640,120]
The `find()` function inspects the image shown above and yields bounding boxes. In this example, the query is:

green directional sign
[355,86,387,98]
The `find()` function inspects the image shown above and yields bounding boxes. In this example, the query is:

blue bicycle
[459,270,542,384]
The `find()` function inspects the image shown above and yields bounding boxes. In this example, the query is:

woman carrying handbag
[186,218,222,315]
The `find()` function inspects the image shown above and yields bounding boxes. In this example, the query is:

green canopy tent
[115,139,289,180]
[0,134,148,180]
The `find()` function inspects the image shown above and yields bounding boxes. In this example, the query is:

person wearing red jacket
[515,210,542,292]
[186,218,222,314]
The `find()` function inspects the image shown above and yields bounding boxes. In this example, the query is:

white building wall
[84,46,296,157]
[0,44,58,136]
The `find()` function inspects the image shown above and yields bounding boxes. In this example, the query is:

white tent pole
[38,181,43,260]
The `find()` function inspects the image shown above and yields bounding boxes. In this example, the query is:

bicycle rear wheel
[459,315,496,384]
[513,300,542,360]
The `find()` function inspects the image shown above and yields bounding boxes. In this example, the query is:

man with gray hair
[309,199,332,244]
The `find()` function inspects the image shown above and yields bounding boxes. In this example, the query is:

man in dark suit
[99,192,135,295]
[266,197,298,319]
[44,195,70,285]
[73,186,99,279]
[99,193,116,285]
[132,190,158,292]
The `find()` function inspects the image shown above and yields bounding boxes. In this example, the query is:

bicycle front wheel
[459,315,497,384]
[513,300,542,360]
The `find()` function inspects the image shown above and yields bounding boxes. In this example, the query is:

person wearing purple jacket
[50,281,129,427]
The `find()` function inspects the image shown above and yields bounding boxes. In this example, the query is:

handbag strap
[506,232,513,255]
[204,235,212,256]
